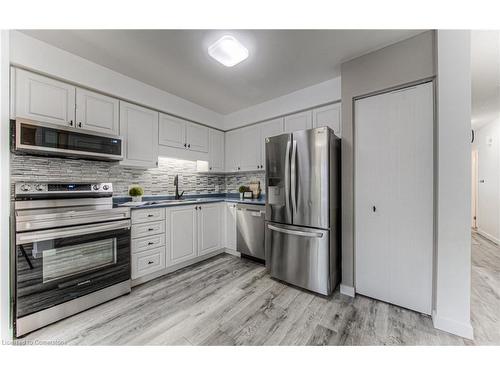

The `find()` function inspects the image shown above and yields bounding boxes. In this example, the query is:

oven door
[15,220,131,319]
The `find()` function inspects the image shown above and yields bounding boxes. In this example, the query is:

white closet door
[355,82,433,315]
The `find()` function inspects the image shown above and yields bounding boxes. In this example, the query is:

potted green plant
[238,185,248,200]
[129,185,144,202]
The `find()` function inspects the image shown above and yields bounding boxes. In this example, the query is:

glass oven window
[41,238,117,283]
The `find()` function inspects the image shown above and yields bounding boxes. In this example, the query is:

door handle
[290,140,298,214]
[268,224,323,238]
[284,140,291,218]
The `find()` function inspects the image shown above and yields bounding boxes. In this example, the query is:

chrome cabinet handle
[78,122,82,128]
[147,242,154,245]
[147,214,154,217]
[148,228,154,231]
[184,143,187,148]
[69,120,73,126]
[147,261,154,265]
[268,224,323,238]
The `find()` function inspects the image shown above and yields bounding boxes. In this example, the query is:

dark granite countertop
[113,193,265,209]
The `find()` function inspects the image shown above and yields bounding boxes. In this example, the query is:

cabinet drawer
[131,233,166,254]
[131,208,165,224]
[132,246,166,279]
[131,220,165,239]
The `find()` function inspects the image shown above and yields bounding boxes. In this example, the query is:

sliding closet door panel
[354,92,392,303]
[355,82,433,315]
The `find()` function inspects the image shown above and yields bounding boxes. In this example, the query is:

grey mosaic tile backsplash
[10,153,265,197]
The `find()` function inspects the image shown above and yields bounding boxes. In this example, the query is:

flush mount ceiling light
[208,35,249,67]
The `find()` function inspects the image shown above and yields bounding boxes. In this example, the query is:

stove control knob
[102,184,109,191]
[35,184,44,192]
[20,184,31,192]
[92,184,100,191]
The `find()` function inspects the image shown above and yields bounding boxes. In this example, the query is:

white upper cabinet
[120,101,159,168]
[313,102,341,137]
[186,122,209,153]
[159,113,208,153]
[225,130,240,172]
[209,129,225,172]
[15,69,76,127]
[259,118,284,170]
[75,88,119,135]
[284,110,312,133]
[238,126,261,172]
[159,113,186,149]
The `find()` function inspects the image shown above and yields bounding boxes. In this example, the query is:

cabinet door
[259,118,284,170]
[167,205,198,266]
[225,130,240,172]
[120,101,159,168]
[313,103,341,137]
[159,113,186,149]
[209,129,225,172]
[354,83,433,315]
[15,69,76,126]
[224,203,237,250]
[198,204,222,255]
[75,88,119,134]
[239,126,261,171]
[186,122,209,153]
[284,110,312,133]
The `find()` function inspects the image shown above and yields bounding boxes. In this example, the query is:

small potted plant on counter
[238,185,248,200]
[129,185,144,202]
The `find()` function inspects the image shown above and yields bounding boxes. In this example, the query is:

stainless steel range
[13,182,131,337]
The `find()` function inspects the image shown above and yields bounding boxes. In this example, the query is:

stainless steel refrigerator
[265,126,340,295]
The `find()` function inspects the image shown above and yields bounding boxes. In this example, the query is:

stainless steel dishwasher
[236,204,265,262]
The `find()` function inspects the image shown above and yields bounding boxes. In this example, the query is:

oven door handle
[16,220,131,245]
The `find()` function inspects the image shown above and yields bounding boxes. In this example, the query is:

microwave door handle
[19,244,34,269]
[284,140,292,219]
[290,140,297,214]
[16,220,131,245]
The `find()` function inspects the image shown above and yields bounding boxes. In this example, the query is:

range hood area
[13,118,123,161]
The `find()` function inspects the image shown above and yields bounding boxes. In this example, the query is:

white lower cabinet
[166,203,222,265]
[198,204,222,255]
[166,205,198,265]
[131,208,167,280]
[224,202,237,251]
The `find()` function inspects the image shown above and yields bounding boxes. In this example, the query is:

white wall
[474,118,500,243]
[1,30,11,341]
[223,77,341,129]
[433,30,473,339]
[9,31,224,129]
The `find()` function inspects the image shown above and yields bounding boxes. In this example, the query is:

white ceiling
[471,30,500,129]
[20,29,424,114]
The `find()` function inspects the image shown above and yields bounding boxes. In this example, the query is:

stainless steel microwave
[14,118,123,161]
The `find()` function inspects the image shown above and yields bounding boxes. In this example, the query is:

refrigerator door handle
[268,224,323,238]
[284,140,292,219]
[290,140,298,214]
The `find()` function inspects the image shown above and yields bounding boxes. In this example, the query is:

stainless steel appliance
[265,127,340,295]
[14,118,123,161]
[13,182,131,337]
[236,204,265,261]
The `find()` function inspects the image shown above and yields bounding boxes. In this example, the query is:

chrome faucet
[173,174,184,200]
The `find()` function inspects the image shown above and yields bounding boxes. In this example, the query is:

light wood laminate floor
[21,232,499,345]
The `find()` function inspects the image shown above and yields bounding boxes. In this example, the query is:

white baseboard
[476,229,500,244]
[432,310,474,340]
[340,284,355,297]
[224,248,241,257]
